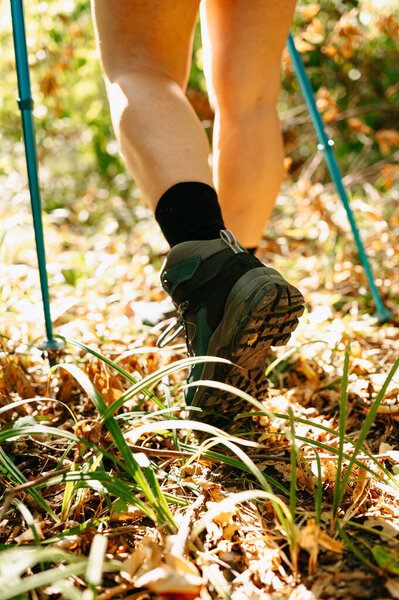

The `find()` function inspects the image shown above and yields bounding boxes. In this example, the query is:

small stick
[129,443,294,461]
[0,466,70,521]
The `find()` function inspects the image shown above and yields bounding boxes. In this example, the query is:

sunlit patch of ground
[1,181,399,599]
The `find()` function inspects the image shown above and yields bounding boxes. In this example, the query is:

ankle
[155,182,225,247]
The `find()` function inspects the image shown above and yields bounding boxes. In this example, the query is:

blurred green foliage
[0,0,398,235]
[286,1,399,186]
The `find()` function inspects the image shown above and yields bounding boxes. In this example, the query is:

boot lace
[156,301,189,349]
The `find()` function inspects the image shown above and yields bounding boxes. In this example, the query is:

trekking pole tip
[374,307,393,324]
[39,337,65,351]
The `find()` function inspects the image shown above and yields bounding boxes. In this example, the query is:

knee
[103,53,189,92]
[217,87,280,123]
[210,67,281,119]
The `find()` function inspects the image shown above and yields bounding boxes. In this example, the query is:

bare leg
[91,0,212,210]
[201,0,296,247]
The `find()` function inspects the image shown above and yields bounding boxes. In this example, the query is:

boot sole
[189,267,304,420]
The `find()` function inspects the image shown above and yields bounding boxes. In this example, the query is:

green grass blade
[240,411,399,491]
[0,562,86,600]
[341,518,399,542]
[312,448,323,525]
[191,489,294,543]
[61,461,78,522]
[0,424,143,483]
[124,418,266,449]
[114,343,186,362]
[335,356,399,513]
[179,443,288,494]
[86,534,108,587]
[163,375,180,451]
[184,379,301,448]
[12,499,42,547]
[0,446,57,521]
[61,339,227,416]
[289,408,297,518]
[56,442,76,471]
[101,356,230,421]
[59,335,159,404]
[130,451,177,529]
[42,518,108,545]
[0,547,98,598]
[182,436,295,542]
[264,340,329,377]
[124,417,290,529]
[331,341,351,529]
[0,397,76,423]
[55,580,84,600]
[35,469,183,515]
[184,379,266,415]
[51,363,167,527]
[184,437,273,493]
[0,424,79,445]
[292,435,384,482]
[336,521,378,572]
[59,336,139,380]
[9,470,154,520]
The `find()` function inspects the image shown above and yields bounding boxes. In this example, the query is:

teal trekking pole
[287,32,392,323]
[10,0,64,353]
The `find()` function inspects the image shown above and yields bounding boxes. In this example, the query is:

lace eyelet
[179,300,189,314]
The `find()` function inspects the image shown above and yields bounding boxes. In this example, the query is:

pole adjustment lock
[17,97,34,110]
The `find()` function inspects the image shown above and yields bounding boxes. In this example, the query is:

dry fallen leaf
[376,129,399,155]
[122,537,162,579]
[363,517,399,540]
[294,37,315,53]
[3,362,34,398]
[386,577,399,599]
[122,534,204,598]
[289,584,317,600]
[205,500,236,527]
[133,564,203,598]
[299,3,320,21]
[298,519,344,574]
[348,117,372,135]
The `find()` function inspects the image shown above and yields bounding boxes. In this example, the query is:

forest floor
[1,176,399,600]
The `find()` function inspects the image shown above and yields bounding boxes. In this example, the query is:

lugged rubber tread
[190,276,304,422]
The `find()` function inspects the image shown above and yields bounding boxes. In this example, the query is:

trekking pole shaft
[287,33,391,322]
[10,0,63,347]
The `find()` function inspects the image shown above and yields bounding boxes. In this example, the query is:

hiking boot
[159,230,304,421]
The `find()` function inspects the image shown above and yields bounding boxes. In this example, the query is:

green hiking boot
[159,230,304,421]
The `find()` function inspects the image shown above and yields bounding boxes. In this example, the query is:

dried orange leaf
[348,118,372,135]
[294,37,315,53]
[122,537,162,578]
[376,129,399,155]
[299,3,321,21]
[133,563,203,596]
[299,519,344,554]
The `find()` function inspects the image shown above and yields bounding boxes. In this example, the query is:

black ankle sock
[155,182,225,247]
[246,247,257,255]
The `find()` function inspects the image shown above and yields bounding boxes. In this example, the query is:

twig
[97,583,137,600]
[324,151,399,191]
[280,103,308,120]
[173,493,206,556]
[299,150,324,181]
[11,452,73,465]
[132,445,395,463]
[334,105,399,122]
[0,466,70,521]
[284,104,399,127]
[372,405,399,414]
[129,444,293,462]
